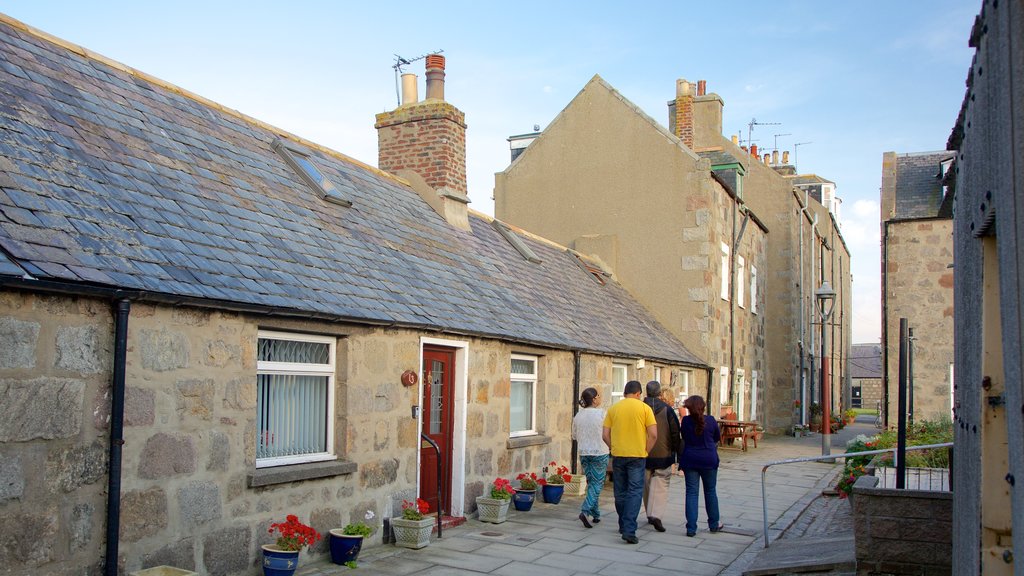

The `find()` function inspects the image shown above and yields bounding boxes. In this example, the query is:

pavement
[295,427,880,576]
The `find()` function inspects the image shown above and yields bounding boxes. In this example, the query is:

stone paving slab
[296,433,845,575]
[742,537,856,576]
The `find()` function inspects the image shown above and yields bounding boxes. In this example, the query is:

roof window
[492,220,542,264]
[272,139,351,207]
[568,250,608,285]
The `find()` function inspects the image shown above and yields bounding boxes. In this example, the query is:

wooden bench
[719,419,761,451]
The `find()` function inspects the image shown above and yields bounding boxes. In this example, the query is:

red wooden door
[420,346,455,515]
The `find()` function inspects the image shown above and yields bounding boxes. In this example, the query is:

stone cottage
[0,14,707,575]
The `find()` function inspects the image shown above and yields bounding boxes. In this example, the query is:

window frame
[272,139,352,207]
[737,255,746,309]
[510,354,539,437]
[719,366,730,407]
[720,242,730,301]
[611,363,628,404]
[750,265,759,314]
[256,329,337,469]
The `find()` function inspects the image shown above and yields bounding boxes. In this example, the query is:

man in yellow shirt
[602,380,657,544]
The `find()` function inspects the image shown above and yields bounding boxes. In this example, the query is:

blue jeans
[683,468,720,534]
[580,454,609,518]
[612,456,645,537]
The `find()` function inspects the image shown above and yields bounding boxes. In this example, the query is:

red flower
[269,514,321,551]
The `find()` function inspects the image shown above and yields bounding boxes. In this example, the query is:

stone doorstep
[742,536,856,576]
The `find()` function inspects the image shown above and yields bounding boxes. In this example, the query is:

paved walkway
[296,432,849,575]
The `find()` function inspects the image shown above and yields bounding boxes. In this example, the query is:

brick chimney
[375,54,470,230]
[668,78,724,149]
[669,79,695,149]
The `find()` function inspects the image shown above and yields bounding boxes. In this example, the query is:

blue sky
[1,1,978,342]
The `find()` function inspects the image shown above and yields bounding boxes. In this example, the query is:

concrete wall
[0,287,689,575]
[851,475,952,575]
[883,218,954,423]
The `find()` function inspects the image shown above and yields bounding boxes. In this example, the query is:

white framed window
[256,330,336,468]
[719,366,730,407]
[737,255,746,308]
[720,243,730,300]
[510,354,538,437]
[654,366,662,384]
[611,363,628,404]
[750,265,759,314]
[750,371,759,421]
[676,369,692,406]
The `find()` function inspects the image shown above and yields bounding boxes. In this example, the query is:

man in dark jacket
[642,380,681,532]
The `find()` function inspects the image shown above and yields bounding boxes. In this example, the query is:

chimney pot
[401,73,418,105]
[772,150,779,165]
[783,150,790,164]
[763,153,770,165]
[697,80,706,96]
[731,135,739,145]
[676,78,695,98]
[425,54,446,100]
[751,144,758,158]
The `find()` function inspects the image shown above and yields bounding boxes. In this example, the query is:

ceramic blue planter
[512,489,536,511]
[261,545,300,576]
[542,484,565,504]
[328,530,363,565]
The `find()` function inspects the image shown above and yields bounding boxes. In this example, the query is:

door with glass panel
[420,346,455,515]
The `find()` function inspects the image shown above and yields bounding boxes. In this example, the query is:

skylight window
[492,220,541,264]
[272,139,351,207]
[568,250,608,285]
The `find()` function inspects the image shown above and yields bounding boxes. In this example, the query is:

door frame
[418,337,468,517]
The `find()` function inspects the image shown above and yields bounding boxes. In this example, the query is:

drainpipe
[105,299,130,576]
[729,203,750,414]
[881,222,890,428]
[570,351,581,475]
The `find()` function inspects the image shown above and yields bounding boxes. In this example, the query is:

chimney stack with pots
[772,150,779,165]
[668,77,723,149]
[783,150,790,164]
[375,54,470,230]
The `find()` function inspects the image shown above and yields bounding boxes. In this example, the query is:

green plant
[872,417,953,468]
[809,402,823,417]
[488,477,515,500]
[538,461,571,486]
[843,409,857,422]
[844,434,877,468]
[268,514,321,551]
[835,464,867,498]
[344,560,357,569]
[400,498,429,521]
[516,472,539,490]
[343,510,375,537]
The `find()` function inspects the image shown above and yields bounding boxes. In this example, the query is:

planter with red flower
[476,477,514,523]
[513,472,539,511]
[262,514,321,576]
[539,461,571,504]
[391,498,433,549]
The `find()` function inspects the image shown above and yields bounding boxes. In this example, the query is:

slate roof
[849,343,882,380]
[0,16,705,367]
[891,151,954,219]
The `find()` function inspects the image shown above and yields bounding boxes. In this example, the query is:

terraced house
[0,14,708,575]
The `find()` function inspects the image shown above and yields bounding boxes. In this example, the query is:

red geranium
[269,514,321,551]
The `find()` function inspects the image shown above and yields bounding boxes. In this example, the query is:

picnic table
[719,419,761,451]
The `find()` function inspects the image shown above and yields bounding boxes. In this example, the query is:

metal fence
[760,442,953,547]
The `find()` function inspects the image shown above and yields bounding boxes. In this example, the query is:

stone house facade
[0,15,706,575]
[880,151,955,424]
[849,343,883,411]
[948,0,1022,572]
[495,77,852,433]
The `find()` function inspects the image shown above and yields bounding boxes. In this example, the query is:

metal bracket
[987,394,1006,408]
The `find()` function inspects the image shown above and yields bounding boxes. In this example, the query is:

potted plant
[262,514,321,576]
[476,477,514,523]
[513,472,539,511]
[843,408,857,424]
[538,461,571,504]
[391,498,433,549]
[329,510,374,566]
[809,402,823,432]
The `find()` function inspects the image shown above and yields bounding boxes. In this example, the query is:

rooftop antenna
[773,133,792,153]
[747,118,781,153]
[794,141,813,172]
[392,50,444,106]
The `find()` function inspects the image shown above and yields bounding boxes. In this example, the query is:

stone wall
[2,287,690,575]
[851,475,952,575]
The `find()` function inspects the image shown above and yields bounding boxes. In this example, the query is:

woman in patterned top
[572,387,609,528]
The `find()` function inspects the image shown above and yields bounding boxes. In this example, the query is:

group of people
[571,380,722,544]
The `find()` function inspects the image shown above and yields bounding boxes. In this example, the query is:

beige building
[495,77,852,433]
[0,16,707,575]
[880,151,955,425]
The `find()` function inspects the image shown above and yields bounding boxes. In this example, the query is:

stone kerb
[850,474,952,575]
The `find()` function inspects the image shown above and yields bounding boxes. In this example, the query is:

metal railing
[760,442,953,547]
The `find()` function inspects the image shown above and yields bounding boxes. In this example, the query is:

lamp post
[815,281,836,457]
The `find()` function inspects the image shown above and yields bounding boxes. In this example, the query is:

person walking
[572,387,609,529]
[642,381,680,532]
[678,394,723,537]
[602,380,657,544]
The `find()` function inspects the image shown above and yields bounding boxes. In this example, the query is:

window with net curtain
[510,355,537,436]
[611,363,628,404]
[256,331,336,468]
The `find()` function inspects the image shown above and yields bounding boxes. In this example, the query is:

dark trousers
[612,456,645,537]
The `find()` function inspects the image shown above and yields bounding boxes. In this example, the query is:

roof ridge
[0,11,405,187]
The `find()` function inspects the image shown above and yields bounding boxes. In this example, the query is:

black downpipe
[908,327,915,427]
[896,318,908,490]
[570,351,581,475]
[105,299,130,576]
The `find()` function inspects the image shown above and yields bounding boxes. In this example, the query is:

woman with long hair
[572,387,609,528]
[677,395,723,537]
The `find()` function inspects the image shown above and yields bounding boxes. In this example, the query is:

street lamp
[815,281,836,457]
